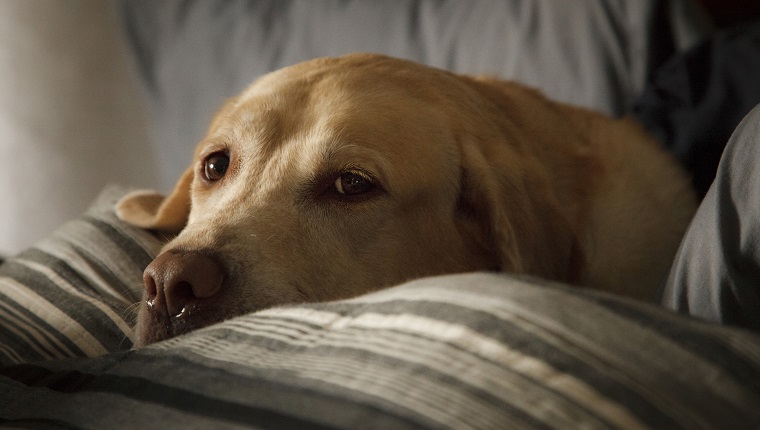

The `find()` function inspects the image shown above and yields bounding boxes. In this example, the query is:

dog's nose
[143,250,224,317]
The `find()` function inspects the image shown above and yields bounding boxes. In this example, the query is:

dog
[117,53,697,346]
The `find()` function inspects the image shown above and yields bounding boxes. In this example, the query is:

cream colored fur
[117,54,697,345]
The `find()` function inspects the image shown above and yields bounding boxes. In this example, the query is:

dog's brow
[318,142,390,186]
[252,110,284,149]
[222,104,286,160]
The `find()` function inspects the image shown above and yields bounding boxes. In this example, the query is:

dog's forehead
[237,54,462,108]
[201,55,465,191]
[207,54,482,152]
[214,65,451,154]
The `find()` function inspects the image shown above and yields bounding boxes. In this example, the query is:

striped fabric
[1,187,760,428]
[0,185,162,365]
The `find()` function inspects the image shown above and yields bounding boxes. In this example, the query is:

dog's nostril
[143,271,159,308]
[165,281,195,317]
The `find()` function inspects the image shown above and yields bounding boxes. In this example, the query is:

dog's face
[118,54,582,346]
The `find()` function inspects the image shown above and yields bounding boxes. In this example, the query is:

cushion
[0,185,162,364]
[1,272,760,427]
[1,187,759,427]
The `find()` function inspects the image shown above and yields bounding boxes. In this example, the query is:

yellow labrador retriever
[118,53,697,346]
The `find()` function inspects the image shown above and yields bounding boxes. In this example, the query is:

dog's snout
[143,250,224,317]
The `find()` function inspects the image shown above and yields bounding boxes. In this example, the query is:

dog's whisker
[117,298,141,350]
[117,282,143,305]
[122,300,142,321]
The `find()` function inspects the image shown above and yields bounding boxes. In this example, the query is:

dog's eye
[204,152,229,181]
[334,171,375,196]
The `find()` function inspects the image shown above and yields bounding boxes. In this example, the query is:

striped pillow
[1,186,759,427]
[0,185,162,364]
[2,273,760,428]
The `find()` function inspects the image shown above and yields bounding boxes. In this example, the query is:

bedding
[661,105,760,332]
[1,186,760,428]
[0,186,160,363]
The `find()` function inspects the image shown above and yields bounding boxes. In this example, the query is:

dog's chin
[132,301,233,347]
[130,278,315,347]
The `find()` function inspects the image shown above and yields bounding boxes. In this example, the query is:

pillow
[117,0,711,194]
[2,272,760,427]
[1,186,759,427]
[0,185,162,365]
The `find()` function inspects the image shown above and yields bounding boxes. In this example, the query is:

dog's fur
[117,54,697,346]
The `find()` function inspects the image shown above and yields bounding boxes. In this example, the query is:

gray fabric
[2,273,760,428]
[1,187,759,427]
[0,186,162,364]
[118,0,710,193]
[662,104,760,332]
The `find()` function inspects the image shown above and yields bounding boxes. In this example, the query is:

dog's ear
[116,97,239,235]
[454,77,586,283]
[457,142,583,283]
[115,167,193,236]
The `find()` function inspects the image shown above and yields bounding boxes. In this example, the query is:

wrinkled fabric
[662,104,760,333]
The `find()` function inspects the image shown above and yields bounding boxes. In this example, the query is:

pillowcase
[1,186,759,427]
[0,185,162,365]
[2,271,760,428]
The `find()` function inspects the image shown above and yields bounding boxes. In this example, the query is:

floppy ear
[115,167,194,236]
[452,75,591,283]
[456,129,584,284]
[458,143,583,283]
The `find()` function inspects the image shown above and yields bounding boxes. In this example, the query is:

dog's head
[118,54,587,346]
